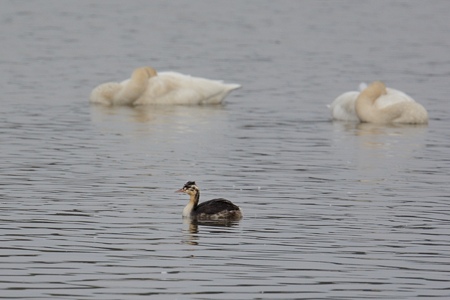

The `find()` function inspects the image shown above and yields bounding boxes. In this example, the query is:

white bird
[90,66,241,106]
[329,81,428,124]
[328,90,361,122]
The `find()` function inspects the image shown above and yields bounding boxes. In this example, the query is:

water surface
[1,1,450,299]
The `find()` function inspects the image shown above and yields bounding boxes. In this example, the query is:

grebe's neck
[182,191,200,218]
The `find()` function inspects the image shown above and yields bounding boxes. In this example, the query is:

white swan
[328,90,361,122]
[90,66,241,106]
[329,81,428,124]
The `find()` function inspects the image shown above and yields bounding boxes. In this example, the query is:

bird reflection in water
[181,217,241,246]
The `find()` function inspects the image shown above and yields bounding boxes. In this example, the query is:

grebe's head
[176,181,199,196]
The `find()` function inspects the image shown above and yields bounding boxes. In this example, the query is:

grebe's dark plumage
[176,181,242,220]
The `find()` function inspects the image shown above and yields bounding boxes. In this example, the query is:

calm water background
[1,1,449,299]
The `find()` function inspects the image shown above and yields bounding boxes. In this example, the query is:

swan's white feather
[135,72,240,105]
[329,82,426,124]
[90,68,240,106]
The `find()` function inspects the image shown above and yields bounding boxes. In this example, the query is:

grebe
[329,81,428,124]
[176,181,242,220]
[90,66,241,106]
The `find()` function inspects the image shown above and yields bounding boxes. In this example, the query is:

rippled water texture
[1,1,450,299]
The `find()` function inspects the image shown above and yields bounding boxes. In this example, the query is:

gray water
[1,1,450,299]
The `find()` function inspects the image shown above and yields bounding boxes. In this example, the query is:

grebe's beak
[175,188,185,193]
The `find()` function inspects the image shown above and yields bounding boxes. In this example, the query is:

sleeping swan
[328,90,361,122]
[329,81,428,124]
[90,66,241,106]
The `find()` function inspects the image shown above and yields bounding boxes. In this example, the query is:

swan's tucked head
[362,81,387,98]
[365,81,387,95]
[176,181,199,196]
[143,66,158,77]
[131,66,158,80]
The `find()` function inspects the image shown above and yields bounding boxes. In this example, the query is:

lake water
[1,1,450,299]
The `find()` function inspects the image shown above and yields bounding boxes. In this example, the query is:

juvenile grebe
[176,181,242,220]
